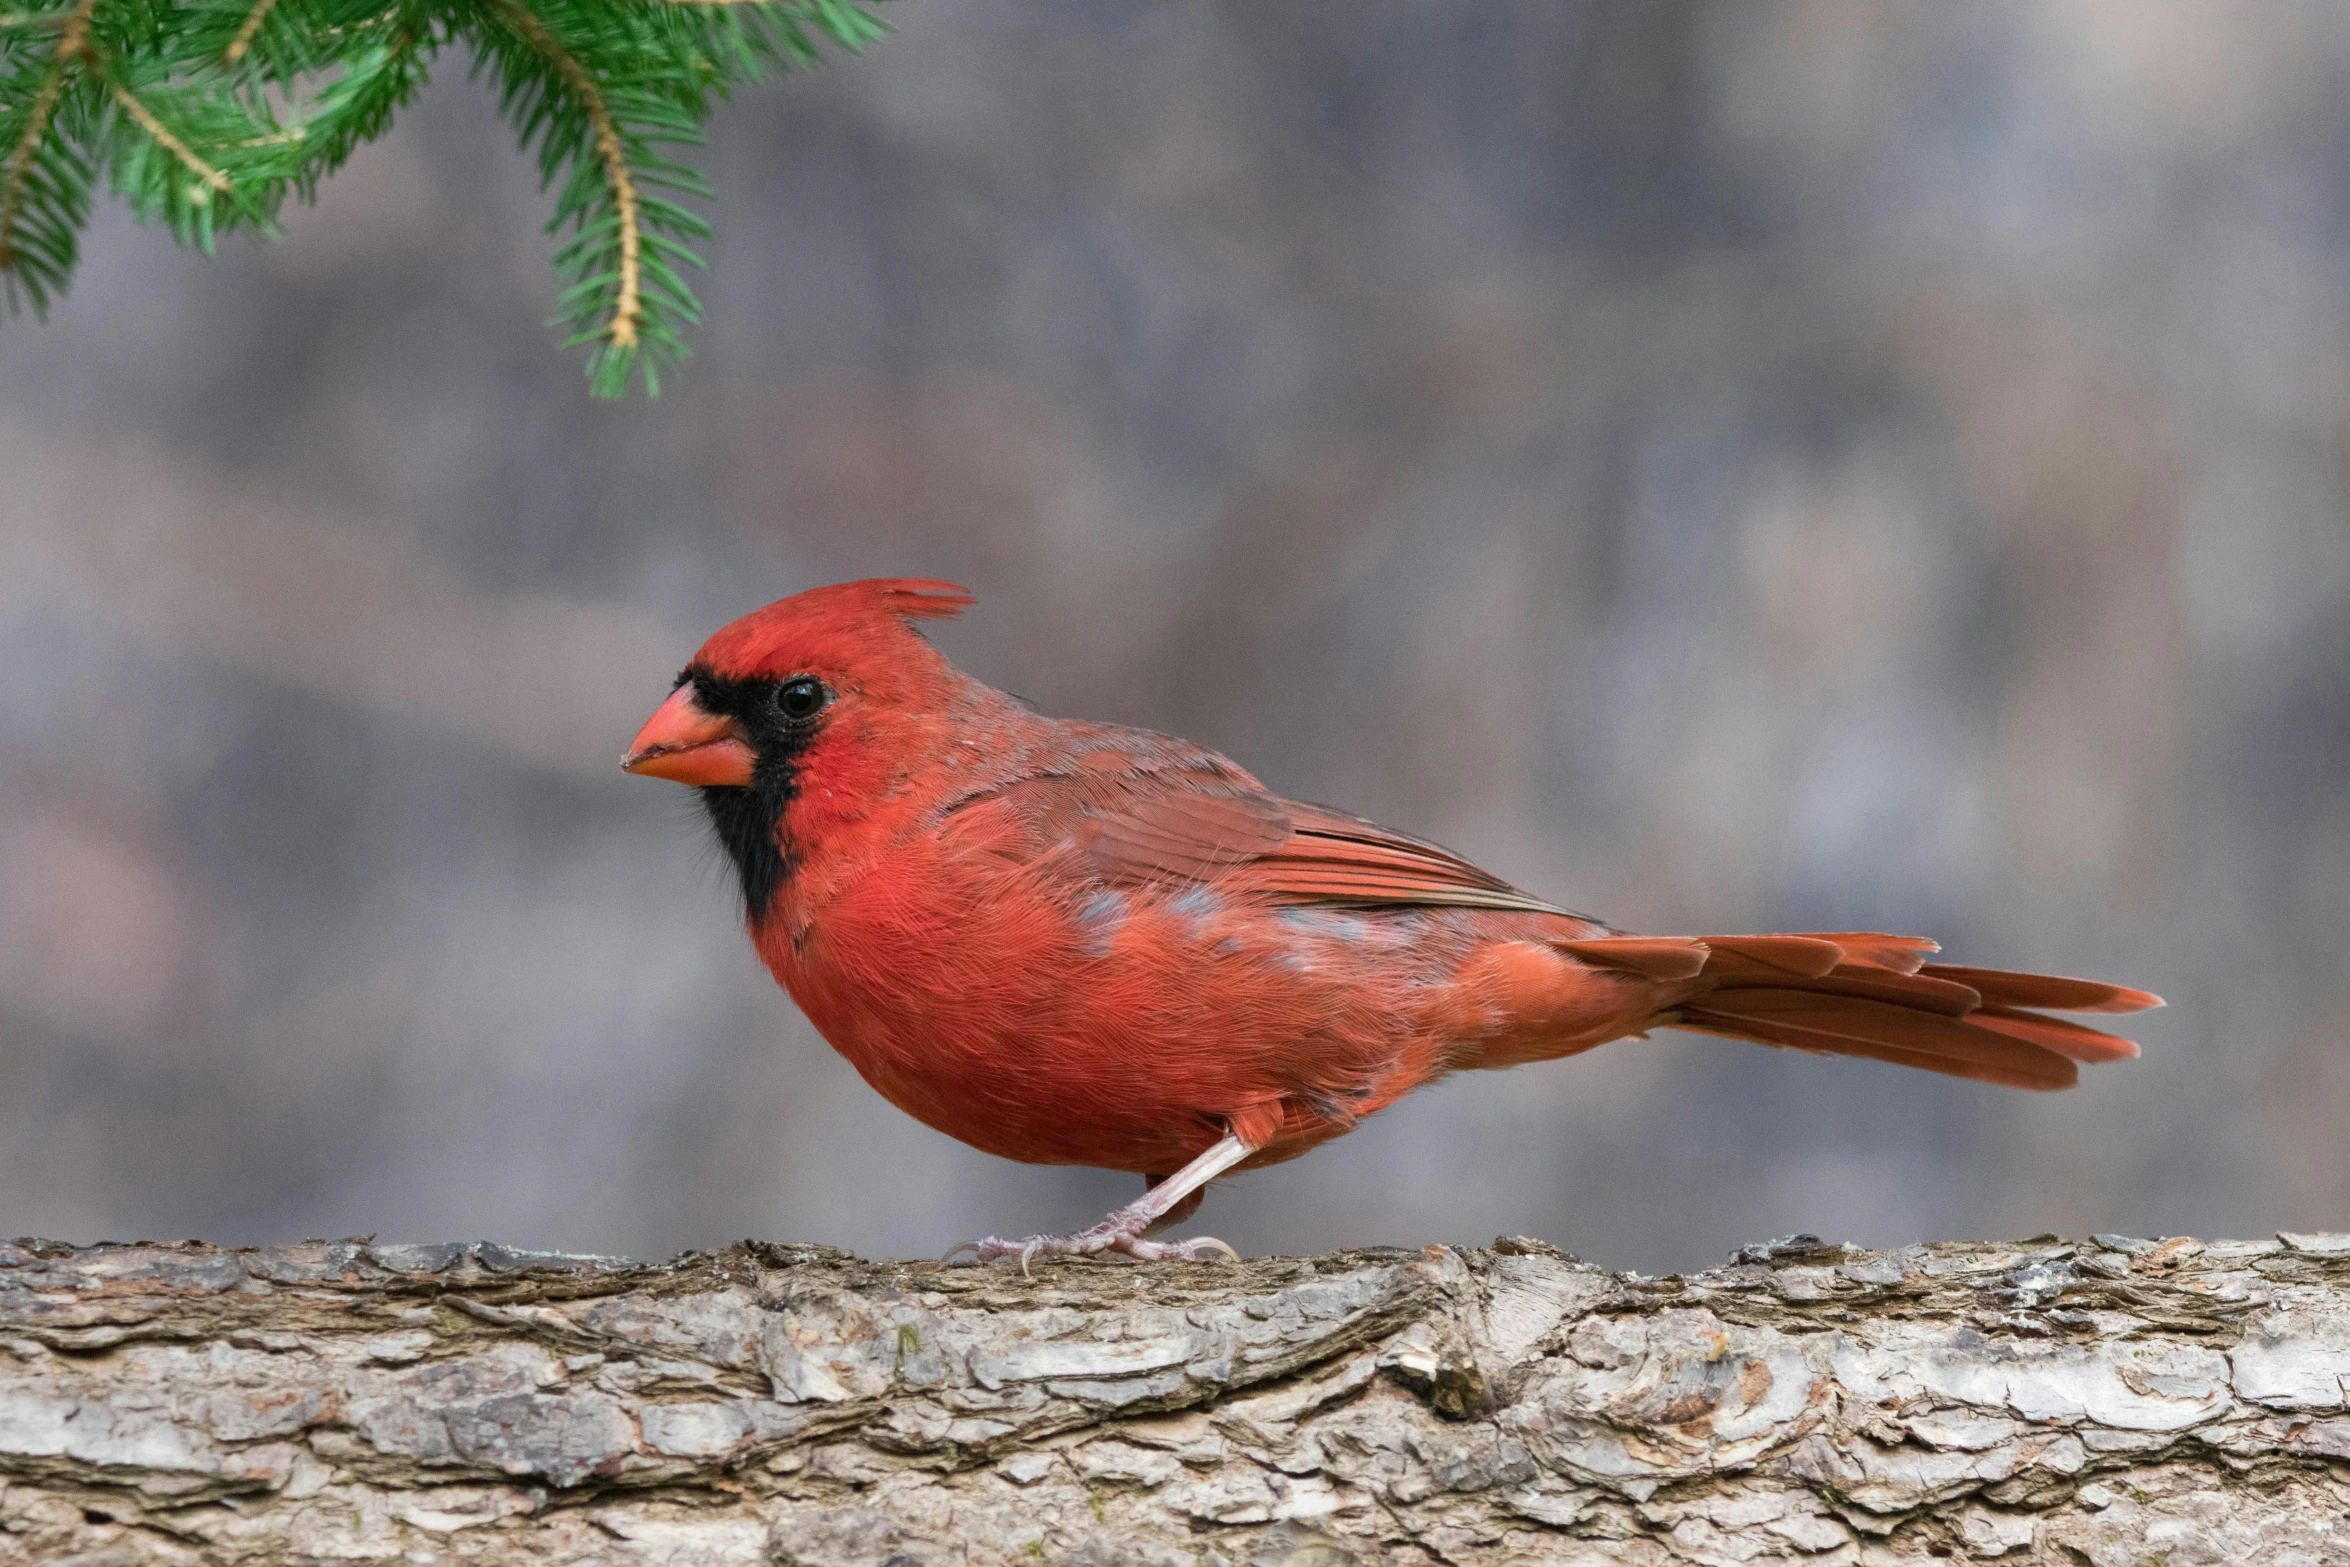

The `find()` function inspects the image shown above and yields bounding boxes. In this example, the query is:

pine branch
[0,0,95,309]
[221,0,277,63]
[0,0,888,393]
[487,0,649,383]
[104,75,229,192]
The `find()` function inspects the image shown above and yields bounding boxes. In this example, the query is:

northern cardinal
[625,579,2158,1265]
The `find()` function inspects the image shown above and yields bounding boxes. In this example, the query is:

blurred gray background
[3,1,2345,1272]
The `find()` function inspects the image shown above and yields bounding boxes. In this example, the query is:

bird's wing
[1227,800,1574,916]
[941,740,1575,917]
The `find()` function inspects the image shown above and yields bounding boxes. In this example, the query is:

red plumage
[624,580,2159,1259]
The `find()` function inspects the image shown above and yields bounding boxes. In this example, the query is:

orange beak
[622,684,756,787]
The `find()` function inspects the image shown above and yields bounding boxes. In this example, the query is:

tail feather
[1700,934,1845,977]
[1721,968,1984,1018]
[1965,1006,2139,1064]
[1554,936,1710,981]
[1801,932,1937,976]
[1659,930,2156,1092]
[1916,963,2158,1016]
[1673,1011,2078,1091]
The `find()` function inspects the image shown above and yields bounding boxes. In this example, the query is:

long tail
[1558,931,2160,1090]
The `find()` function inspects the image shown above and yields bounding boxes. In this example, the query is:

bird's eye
[773,676,829,723]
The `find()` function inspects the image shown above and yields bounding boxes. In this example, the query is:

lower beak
[623,685,755,787]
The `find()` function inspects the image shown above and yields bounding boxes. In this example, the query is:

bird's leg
[948,1133,1254,1270]
[1137,1178,1207,1237]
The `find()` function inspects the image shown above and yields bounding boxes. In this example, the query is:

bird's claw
[1113,1232,1240,1264]
[948,1225,1239,1272]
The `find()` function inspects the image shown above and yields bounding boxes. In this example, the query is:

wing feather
[942,753,1578,915]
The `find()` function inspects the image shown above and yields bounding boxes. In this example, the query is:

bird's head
[623,578,976,915]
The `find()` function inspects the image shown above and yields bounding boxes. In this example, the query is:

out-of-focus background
[3,1,2345,1272]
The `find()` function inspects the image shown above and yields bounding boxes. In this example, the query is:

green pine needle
[0,0,886,395]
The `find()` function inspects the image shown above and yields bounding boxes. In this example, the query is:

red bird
[625,579,2159,1265]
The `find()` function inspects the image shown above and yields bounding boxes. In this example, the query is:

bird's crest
[694,578,975,680]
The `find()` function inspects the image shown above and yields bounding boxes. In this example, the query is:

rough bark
[5,1232,2350,1565]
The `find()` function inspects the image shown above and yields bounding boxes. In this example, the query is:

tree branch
[103,78,232,196]
[4,1232,2348,1563]
[222,0,281,66]
[0,0,879,389]
[489,0,639,352]
[0,0,93,270]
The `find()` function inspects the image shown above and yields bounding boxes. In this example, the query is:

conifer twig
[0,0,885,390]
[105,80,232,195]
[223,0,282,64]
[0,0,96,267]
[490,0,640,351]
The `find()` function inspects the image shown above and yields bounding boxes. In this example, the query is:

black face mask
[676,667,832,921]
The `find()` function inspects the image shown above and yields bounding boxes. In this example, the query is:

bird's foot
[944,1206,1239,1273]
[941,1132,1256,1274]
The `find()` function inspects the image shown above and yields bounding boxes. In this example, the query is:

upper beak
[623,685,755,787]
